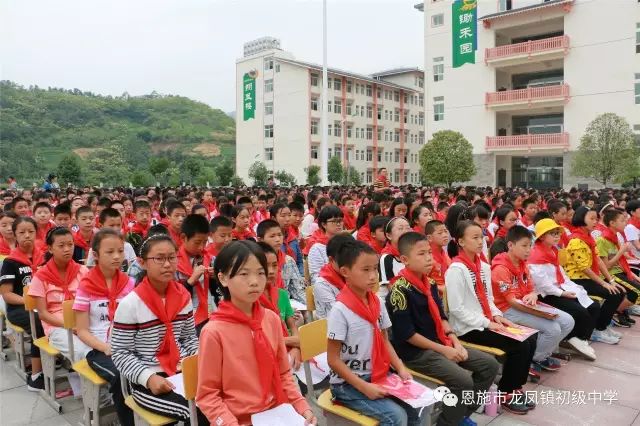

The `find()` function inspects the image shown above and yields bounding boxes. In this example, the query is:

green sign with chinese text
[243,73,255,121]
[452,0,478,68]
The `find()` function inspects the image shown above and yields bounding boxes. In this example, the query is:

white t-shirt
[625,223,640,259]
[327,300,391,385]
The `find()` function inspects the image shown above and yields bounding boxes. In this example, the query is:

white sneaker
[567,337,597,360]
[591,329,619,345]
[606,327,622,339]
[628,305,640,316]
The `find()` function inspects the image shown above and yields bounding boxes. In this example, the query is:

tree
[342,165,361,186]
[216,160,234,186]
[148,157,170,179]
[274,170,297,187]
[571,113,639,186]
[248,161,269,186]
[419,130,475,187]
[230,175,245,187]
[305,165,321,186]
[327,156,344,184]
[180,158,201,184]
[57,154,82,185]
[131,170,154,187]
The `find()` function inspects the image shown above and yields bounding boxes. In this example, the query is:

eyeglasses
[145,255,178,265]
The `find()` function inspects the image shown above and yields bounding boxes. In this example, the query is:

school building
[416,0,640,189]
[235,37,426,186]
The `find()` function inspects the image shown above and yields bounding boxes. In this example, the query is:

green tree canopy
[274,170,297,187]
[342,165,361,186]
[327,156,344,184]
[57,154,82,185]
[217,160,234,186]
[419,130,476,187]
[305,165,321,186]
[248,161,269,187]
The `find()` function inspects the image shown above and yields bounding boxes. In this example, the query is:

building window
[347,80,353,93]
[636,23,640,53]
[346,102,353,116]
[264,102,273,115]
[327,100,332,113]
[264,79,273,93]
[634,124,640,146]
[419,131,425,144]
[377,107,382,120]
[311,145,318,159]
[334,79,342,91]
[347,124,353,138]
[311,74,319,87]
[366,85,372,97]
[433,57,444,82]
[334,100,342,114]
[636,73,640,104]
[334,122,342,137]
[431,13,444,27]
[395,170,400,182]
[327,77,332,90]
[367,105,373,118]
[419,94,424,107]
[328,124,332,136]
[275,63,280,72]
[377,149,382,162]
[264,125,274,138]
[394,91,400,102]
[394,130,400,143]
[366,148,373,161]
[335,146,342,159]
[356,128,361,139]
[384,131,389,142]
[384,110,389,121]
[377,127,382,141]
[366,126,373,140]
[311,120,318,135]
[311,98,318,111]
[434,96,444,121]
[264,147,273,161]
[366,170,372,183]
[328,148,332,158]
[264,58,274,70]
[418,113,424,126]
[377,88,382,99]
[394,109,400,122]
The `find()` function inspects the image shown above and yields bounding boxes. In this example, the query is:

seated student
[519,198,538,229]
[355,202,382,242]
[313,234,353,319]
[597,208,640,323]
[29,227,91,362]
[487,206,518,257]
[270,203,304,275]
[257,219,306,304]
[341,196,358,232]
[367,216,391,255]
[387,232,499,426]
[445,220,537,415]
[379,217,412,286]
[127,224,169,283]
[254,194,270,223]
[72,206,95,264]
[197,241,315,425]
[176,214,217,336]
[0,211,18,258]
[490,226,575,372]
[388,198,409,220]
[425,220,451,293]
[86,208,136,270]
[527,219,598,360]
[191,204,208,219]
[565,206,626,344]
[126,200,153,255]
[0,217,46,390]
[288,201,305,239]
[33,202,54,251]
[548,201,572,248]
[165,201,187,249]
[53,203,73,229]
[625,200,640,264]
[73,229,135,426]
[230,205,256,241]
[257,242,303,369]
[206,216,233,257]
[306,206,344,284]
[10,196,30,217]
[410,205,433,235]
[327,240,421,426]
[111,234,206,423]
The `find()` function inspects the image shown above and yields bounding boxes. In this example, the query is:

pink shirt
[29,266,89,336]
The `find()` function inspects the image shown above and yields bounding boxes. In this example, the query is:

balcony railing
[485,35,570,62]
[486,133,569,151]
[486,84,569,106]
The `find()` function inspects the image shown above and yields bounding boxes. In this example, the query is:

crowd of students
[0,183,639,426]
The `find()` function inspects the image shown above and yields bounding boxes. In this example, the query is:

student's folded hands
[147,374,175,395]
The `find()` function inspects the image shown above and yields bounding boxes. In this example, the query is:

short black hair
[522,198,536,209]
[533,210,550,224]
[99,207,121,224]
[626,200,640,215]
[288,201,304,214]
[53,202,72,217]
[257,241,277,256]
[76,205,93,217]
[335,240,376,269]
[424,219,445,236]
[603,208,624,226]
[506,225,532,244]
[166,201,187,216]
[210,216,233,233]
[398,231,428,256]
[326,234,356,259]
[318,205,343,231]
[134,200,151,212]
[256,219,281,239]
[97,197,112,208]
[269,203,289,218]
[33,202,52,213]
[181,214,210,239]
[369,215,390,233]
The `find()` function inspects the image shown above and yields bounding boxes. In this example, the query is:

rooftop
[480,0,573,21]
[371,67,423,78]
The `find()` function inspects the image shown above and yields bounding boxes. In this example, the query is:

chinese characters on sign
[243,73,255,121]
[452,0,478,68]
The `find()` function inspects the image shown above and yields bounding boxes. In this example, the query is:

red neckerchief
[381,243,400,258]
[412,225,425,235]
[341,208,356,230]
[203,201,217,214]
[134,277,191,375]
[36,222,53,243]
[452,251,493,320]
[336,286,390,383]
[130,221,150,238]
[79,266,130,321]
[258,284,288,337]
[601,227,633,279]
[302,229,329,255]
[288,225,300,240]
[176,245,209,325]
[168,226,183,249]
[521,215,533,228]
[318,263,345,290]
[495,226,508,240]
[395,268,452,347]
[7,246,45,271]
[569,227,600,276]
[34,258,81,301]
[231,227,255,241]
[283,227,297,259]
[491,252,528,293]
[204,243,219,259]
[0,236,14,256]
[629,216,640,232]
[528,241,565,285]
[429,242,451,286]
[276,250,286,289]
[211,301,286,405]
[73,230,92,252]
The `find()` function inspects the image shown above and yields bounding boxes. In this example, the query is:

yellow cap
[534,218,562,239]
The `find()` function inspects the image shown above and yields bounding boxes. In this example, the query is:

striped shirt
[111,291,199,388]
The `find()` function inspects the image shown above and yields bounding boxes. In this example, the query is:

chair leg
[12,331,27,379]
[40,352,62,413]
[0,314,8,361]
[188,400,198,426]
[80,378,102,426]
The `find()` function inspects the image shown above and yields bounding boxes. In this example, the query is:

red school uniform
[490,252,533,312]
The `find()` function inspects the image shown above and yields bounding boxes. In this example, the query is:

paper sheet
[294,352,330,385]
[377,374,436,408]
[560,281,594,308]
[251,403,306,426]
[290,300,307,311]
[166,373,185,399]
[491,324,538,342]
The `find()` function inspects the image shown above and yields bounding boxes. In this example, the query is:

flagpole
[320,0,329,185]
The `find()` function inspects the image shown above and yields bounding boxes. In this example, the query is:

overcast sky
[1,0,424,112]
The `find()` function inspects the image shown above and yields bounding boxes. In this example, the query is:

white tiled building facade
[235,37,426,186]
[417,0,640,189]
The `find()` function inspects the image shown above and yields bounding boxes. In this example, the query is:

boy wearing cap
[527,219,599,361]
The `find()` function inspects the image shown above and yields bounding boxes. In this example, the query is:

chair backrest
[182,355,198,401]
[299,318,327,362]
[23,286,36,311]
[303,257,310,283]
[305,286,315,314]
[62,300,75,330]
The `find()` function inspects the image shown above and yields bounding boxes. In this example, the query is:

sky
[0,0,424,113]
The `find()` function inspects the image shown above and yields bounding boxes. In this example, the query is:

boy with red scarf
[165,201,187,249]
[72,206,95,264]
[33,202,54,252]
[313,234,352,319]
[175,214,216,336]
[387,232,498,426]
[327,240,420,425]
[425,220,451,293]
[490,226,574,373]
[126,200,152,256]
[341,196,357,232]
[624,200,640,262]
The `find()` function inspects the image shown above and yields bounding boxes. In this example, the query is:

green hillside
[0,81,235,186]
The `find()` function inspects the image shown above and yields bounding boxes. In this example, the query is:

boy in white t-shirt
[624,200,640,264]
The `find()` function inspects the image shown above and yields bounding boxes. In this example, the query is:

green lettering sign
[243,73,255,121]
[452,0,478,68]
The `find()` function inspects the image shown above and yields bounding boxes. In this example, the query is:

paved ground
[2,326,640,425]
